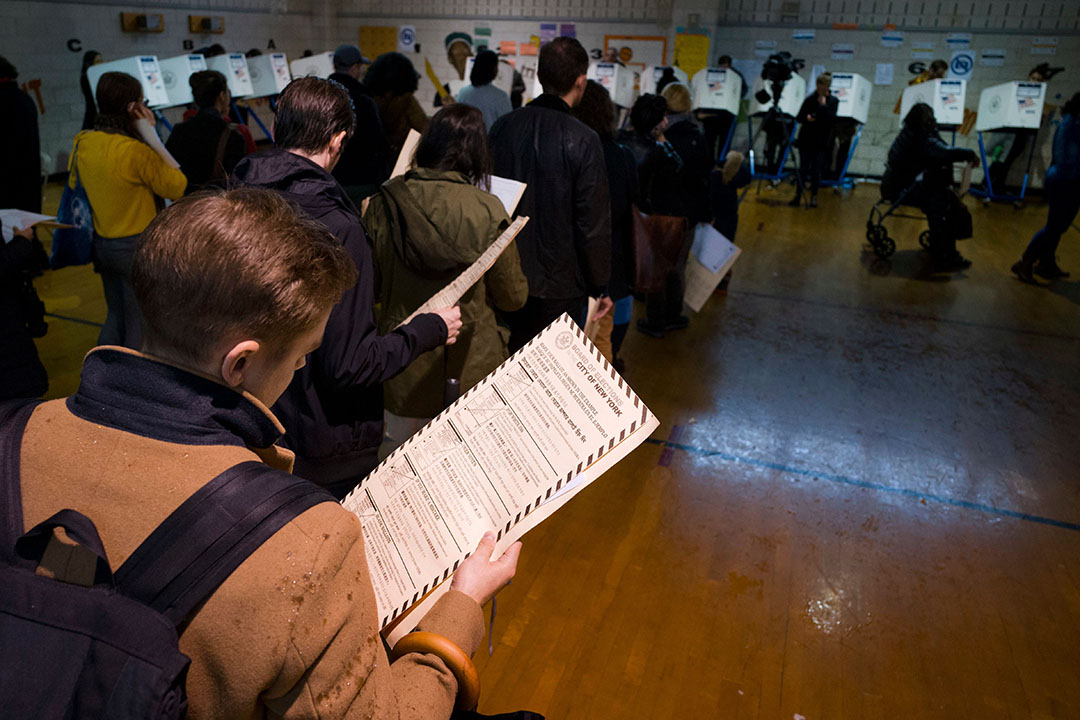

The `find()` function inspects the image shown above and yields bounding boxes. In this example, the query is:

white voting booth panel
[587,62,635,107]
[749,73,807,116]
[975,81,1046,131]
[207,54,254,98]
[463,57,514,96]
[158,55,207,108]
[87,56,170,109]
[247,53,291,97]
[899,78,966,126]
[829,73,872,124]
[690,68,742,114]
[289,52,334,79]
[639,65,689,95]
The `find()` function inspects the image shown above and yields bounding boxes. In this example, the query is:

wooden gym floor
[31,181,1080,718]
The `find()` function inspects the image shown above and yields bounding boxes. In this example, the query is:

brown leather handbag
[631,205,688,294]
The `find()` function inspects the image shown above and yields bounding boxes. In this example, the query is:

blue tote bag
[50,138,95,270]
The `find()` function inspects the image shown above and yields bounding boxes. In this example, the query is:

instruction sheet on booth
[341,314,658,635]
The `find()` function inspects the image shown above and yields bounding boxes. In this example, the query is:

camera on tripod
[755,51,806,106]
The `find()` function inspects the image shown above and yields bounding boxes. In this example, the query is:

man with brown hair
[5,188,519,718]
[233,77,462,498]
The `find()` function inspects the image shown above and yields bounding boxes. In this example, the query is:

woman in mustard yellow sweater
[71,71,186,348]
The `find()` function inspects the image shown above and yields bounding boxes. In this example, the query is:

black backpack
[0,399,334,719]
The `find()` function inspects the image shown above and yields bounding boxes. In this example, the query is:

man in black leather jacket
[233,77,461,498]
[882,102,978,270]
[328,45,390,204]
[489,37,612,351]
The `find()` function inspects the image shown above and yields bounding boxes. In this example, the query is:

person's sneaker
[934,252,971,271]
[1011,259,1037,284]
[1033,259,1070,279]
[664,315,690,331]
[636,318,665,338]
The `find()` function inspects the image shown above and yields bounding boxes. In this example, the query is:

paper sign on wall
[881,31,903,48]
[754,40,777,58]
[540,23,557,45]
[499,41,517,56]
[831,43,854,61]
[398,25,416,53]
[674,30,710,79]
[875,63,894,85]
[559,23,576,38]
[1031,37,1057,55]
[946,33,971,50]
[912,41,935,58]
[793,29,815,45]
[981,49,1006,66]
[948,50,975,80]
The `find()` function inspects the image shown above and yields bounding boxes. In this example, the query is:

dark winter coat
[489,93,611,299]
[882,124,977,200]
[599,137,639,299]
[164,108,246,194]
[0,220,49,400]
[709,160,752,242]
[364,168,528,417]
[663,114,713,224]
[232,148,446,491]
[794,93,839,151]
[329,72,390,192]
[0,80,42,213]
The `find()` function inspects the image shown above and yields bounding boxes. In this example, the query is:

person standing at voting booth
[367,52,430,160]
[329,44,391,204]
[1012,91,1080,284]
[364,104,528,449]
[456,49,513,131]
[70,71,187,349]
[232,77,461,498]
[790,72,839,208]
[164,70,247,194]
[489,36,612,352]
[882,102,979,271]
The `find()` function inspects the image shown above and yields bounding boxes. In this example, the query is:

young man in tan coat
[7,188,520,718]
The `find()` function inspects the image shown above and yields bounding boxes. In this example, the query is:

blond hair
[661,82,692,113]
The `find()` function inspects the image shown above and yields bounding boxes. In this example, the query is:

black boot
[1011,257,1037,283]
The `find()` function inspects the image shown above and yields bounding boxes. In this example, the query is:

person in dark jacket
[620,93,692,338]
[710,150,752,293]
[574,80,638,370]
[489,36,613,351]
[164,70,247,194]
[882,102,979,270]
[80,50,102,131]
[1012,91,1080,283]
[329,44,389,204]
[232,77,462,498]
[790,72,839,208]
[662,83,712,224]
[0,220,49,400]
[365,52,429,161]
[0,56,42,213]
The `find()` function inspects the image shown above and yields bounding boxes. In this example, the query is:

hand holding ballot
[432,305,463,345]
[450,531,522,606]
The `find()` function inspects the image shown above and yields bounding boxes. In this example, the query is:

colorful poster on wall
[559,23,576,39]
[673,29,710,79]
[358,26,398,60]
[540,23,557,46]
[522,37,540,56]
[500,41,518,56]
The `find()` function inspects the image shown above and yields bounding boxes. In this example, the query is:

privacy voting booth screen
[830,73,872,124]
[247,53,292,98]
[899,78,966,127]
[639,65,688,95]
[691,68,742,114]
[207,54,254,98]
[158,55,207,108]
[975,81,1046,131]
[586,62,635,108]
[87,56,170,109]
[749,72,806,117]
[289,52,334,80]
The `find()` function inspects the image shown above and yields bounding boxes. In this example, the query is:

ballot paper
[0,210,63,243]
[390,129,422,178]
[394,216,529,328]
[341,313,658,643]
[583,296,601,343]
[684,223,741,312]
[487,176,526,216]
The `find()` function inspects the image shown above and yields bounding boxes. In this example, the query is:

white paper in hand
[487,176,526,216]
[690,223,738,274]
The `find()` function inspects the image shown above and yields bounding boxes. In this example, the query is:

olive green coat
[364,168,529,417]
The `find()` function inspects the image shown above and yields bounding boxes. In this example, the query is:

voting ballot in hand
[340,314,658,644]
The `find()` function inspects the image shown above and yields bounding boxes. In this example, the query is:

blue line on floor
[45,312,104,328]
[644,437,1080,533]
[731,290,1080,343]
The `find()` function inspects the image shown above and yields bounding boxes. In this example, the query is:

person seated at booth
[882,102,979,271]
[6,187,520,718]
[165,70,247,194]
[455,49,512,131]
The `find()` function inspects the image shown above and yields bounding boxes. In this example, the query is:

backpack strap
[115,461,334,628]
[0,399,43,559]
[209,125,232,182]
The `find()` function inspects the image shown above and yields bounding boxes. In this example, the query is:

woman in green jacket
[364,104,528,446]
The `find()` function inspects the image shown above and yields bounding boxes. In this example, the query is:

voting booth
[87,56,170,108]
[749,73,806,117]
[587,62,635,107]
[830,73,871,124]
[899,78,966,127]
[463,57,514,96]
[690,67,742,114]
[975,81,1046,132]
[158,54,207,108]
[639,65,689,95]
[247,53,291,98]
[289,52,334,80]
[207,54,253,98]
